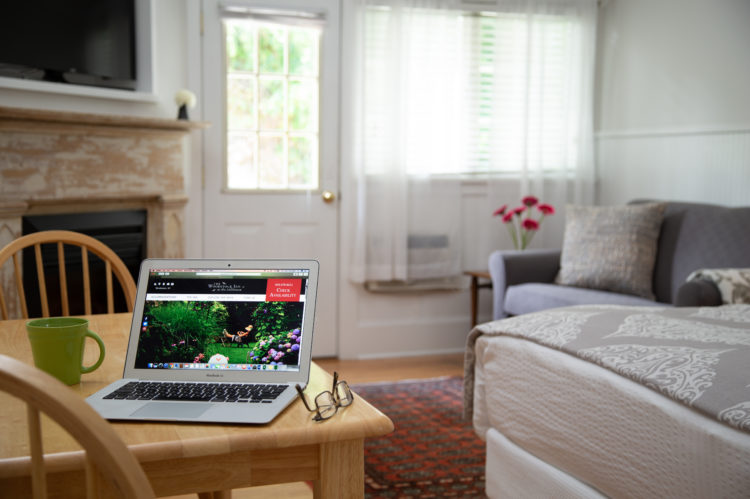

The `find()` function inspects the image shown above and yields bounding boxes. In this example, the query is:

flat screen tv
[0,0,137,91]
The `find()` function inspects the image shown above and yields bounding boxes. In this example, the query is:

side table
[464,270,492,327]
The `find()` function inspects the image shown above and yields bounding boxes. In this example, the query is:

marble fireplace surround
[0,105,203,317]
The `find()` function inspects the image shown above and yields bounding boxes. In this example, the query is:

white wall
[595,0,750,206]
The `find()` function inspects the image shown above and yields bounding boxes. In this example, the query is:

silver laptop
[87,258,318,424]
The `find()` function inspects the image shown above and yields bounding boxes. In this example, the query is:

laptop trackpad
[131,402,211,419]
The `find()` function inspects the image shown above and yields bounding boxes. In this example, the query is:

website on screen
[133,268,309,372]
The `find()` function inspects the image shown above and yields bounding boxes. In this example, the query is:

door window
[224,18,320,190]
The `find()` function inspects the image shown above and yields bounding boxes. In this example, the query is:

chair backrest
[0,230,137,320]
[632,200,750,303]
[0,354,155,498]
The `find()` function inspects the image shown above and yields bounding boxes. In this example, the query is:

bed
[464,304,750,498]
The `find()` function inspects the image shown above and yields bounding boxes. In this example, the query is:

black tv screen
[0,0,136,91]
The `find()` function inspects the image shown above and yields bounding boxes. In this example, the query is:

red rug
[352,376,486,498]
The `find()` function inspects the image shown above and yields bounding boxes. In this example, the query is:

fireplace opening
[21,210,146,317]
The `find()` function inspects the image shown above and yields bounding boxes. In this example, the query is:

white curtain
[343,0,598,284]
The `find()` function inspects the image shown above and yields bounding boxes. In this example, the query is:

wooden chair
[0,354,155,498]
[0,230,137,320]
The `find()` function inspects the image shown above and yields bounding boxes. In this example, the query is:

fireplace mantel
[0,105,205,316]
[0,105,205,133]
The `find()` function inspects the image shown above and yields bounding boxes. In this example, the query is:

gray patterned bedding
[464,304,750,433]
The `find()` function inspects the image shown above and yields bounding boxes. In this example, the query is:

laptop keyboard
[103,381,288,403]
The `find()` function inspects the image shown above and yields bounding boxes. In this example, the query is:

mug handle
[81,330,106,374]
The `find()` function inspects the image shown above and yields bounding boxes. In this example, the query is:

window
[363,6,578,177]
[224,19,320,190]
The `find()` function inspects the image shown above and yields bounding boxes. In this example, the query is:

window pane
[258,27,285,73]
[227,133,257,189]
[227,76,255,129]
[259,135,285,188]
[289,30,317,75]
[289,135,315,187]
[226,21,255,72]
[259,77,285,130]
[289,79,316,131]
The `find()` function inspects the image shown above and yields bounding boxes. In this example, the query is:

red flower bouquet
[493,196,555,250]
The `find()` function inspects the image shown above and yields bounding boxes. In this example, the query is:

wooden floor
[167,352,465,499]
[315,352,465,384]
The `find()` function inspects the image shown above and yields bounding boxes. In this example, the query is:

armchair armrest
[675,279,722,307]
[488,249,561,319]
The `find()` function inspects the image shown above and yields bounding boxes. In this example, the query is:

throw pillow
[686,268,750,304]
[556,203,666,300]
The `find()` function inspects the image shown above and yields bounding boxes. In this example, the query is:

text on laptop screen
[133,268,310,372]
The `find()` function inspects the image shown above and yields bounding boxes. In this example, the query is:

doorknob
[322,190,336,203]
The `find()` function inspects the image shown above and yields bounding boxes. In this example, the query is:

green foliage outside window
[224,18,320,190]
[258,27,285,73]
[226,24,255,71]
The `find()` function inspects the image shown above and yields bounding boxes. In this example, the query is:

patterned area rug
[352,376,486,498]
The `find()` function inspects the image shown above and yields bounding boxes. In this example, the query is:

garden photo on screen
[135,300,304,368]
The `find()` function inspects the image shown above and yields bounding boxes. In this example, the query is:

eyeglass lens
[334,381,353,407]
[314,390,338,420]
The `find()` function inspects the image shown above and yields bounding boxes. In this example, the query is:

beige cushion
[557,203,666,299]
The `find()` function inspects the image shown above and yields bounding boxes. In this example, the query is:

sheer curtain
[343,0,598,284]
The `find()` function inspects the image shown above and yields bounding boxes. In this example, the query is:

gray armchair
[489,201,750,319]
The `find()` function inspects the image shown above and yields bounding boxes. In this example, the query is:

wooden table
[0,313,394,498]
[464,270,492,327]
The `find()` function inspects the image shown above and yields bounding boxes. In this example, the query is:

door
[201,0,340,357]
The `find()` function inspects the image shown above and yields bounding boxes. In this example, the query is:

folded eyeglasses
[296,371,354,422]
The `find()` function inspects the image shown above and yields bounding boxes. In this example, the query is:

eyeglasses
[296,371,354,422]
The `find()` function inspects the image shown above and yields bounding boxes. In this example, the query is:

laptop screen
[132,267,310,373]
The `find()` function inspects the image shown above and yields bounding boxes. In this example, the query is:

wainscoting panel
[596,127,750,207]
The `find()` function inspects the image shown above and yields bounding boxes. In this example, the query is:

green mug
[26,317,105,385]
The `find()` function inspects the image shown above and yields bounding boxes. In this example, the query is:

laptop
[86,258,319,424]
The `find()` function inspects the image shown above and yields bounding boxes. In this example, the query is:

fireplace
[0,105,204,318]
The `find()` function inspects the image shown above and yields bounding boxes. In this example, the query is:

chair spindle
[81,247,92,316]
[33,244,50,318]
[12,253,28,318]
[57,241,70,316]
[105,261,114,313]
[27,405,48,499]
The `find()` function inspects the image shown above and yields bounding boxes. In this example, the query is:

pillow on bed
[686,268,750,304]
[556,203,666,300]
